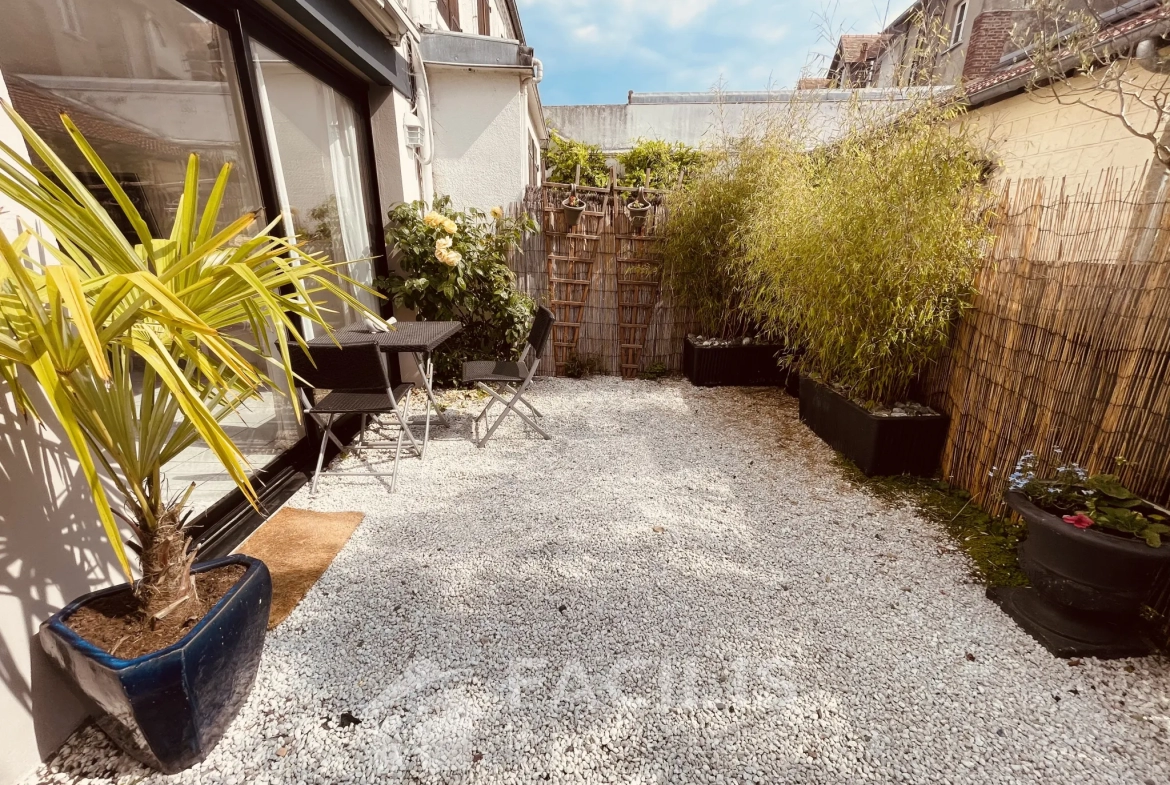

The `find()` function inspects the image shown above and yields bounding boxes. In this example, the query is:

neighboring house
[829,0,1031,88]
[0,2,543,784]
[826,34,890,87]
[819,1,1170,191]
[544,88,932,157]
[958,1,1170,190]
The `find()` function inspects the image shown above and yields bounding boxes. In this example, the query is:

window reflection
[0,0,262,236]
[0,0,300,514]
[252,42,379,332]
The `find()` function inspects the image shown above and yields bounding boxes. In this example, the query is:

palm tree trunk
[136,506,199,620]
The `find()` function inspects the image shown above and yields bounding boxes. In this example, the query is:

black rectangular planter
[798,376,948,477]
[683,336,795,391]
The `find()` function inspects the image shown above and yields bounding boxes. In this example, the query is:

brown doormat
[235,507,364,629]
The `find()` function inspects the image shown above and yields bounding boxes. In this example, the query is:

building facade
[827,0,1031,88]
[0,2,543,784]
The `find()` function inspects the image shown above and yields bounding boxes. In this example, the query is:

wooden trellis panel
[616,234,663,378]
[515,183,686,377]
[539,186,606,374]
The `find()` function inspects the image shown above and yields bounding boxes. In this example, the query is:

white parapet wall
[544,88,940,154]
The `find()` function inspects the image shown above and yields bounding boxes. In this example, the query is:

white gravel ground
[28,378,1170,785]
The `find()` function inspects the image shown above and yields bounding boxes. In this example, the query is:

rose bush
[378,196,536,385]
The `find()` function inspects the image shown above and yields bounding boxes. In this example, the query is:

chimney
[963,11,1017,79]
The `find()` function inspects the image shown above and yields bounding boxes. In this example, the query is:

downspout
[408,36,436,206]
[521,59,545,190]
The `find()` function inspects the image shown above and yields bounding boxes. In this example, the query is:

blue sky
[518,0,905,105]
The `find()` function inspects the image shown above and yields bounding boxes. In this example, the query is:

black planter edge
[995,490,1164,658]
[801,376,948,426]
[1003,490,1166,559]
[797,376,948,477]
[42,555,267,668]
[986,586,1154,659]
[682,335,794,390]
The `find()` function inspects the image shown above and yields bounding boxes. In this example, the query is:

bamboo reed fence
[517,183,693,378]
[923,169,1170,516]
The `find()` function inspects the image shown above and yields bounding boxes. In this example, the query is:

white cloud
[572,24,600,42]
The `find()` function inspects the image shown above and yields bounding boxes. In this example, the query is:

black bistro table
[309,320,462,455]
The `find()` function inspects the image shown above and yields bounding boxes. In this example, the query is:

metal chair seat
[313,385,414,414]
[290,339,420,493]
[461,306,556,447]
[462,360,528,384]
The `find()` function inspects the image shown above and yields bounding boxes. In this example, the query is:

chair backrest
[290,340,389,391]
[527,306,556,359]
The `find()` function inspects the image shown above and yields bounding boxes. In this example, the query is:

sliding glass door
[0,0,387,516]
[251,42,379,335]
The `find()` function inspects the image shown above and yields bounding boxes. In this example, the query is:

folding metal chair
[463,306,556,448]
[290,339,418,493]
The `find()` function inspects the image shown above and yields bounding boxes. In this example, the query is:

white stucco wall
[545,90,936,154]
[960,63,1168,192]
[427,65,531,211]
[0,66,126,785]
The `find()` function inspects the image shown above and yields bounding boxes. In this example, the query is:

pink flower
[1062,514,1094,529]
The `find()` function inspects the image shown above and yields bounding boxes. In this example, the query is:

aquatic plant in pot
[990,453,1170,657]
[661,136,794,389]
[0,105,381,771]
[740,104,990,475]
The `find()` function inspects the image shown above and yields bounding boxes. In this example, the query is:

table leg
[412,351,450,457]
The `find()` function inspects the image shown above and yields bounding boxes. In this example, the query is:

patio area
[29,378,1170,785]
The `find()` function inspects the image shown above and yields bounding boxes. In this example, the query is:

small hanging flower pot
[562,193,586,230]
[627,199,652,230]
[627,185,652,230]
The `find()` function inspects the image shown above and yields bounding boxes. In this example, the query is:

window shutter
[478,0,491,36]
[439,0,461,32]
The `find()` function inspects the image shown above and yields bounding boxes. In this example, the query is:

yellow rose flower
[490,206,505,220]
[441,217,458,234]
[423,211,445,229]
[435,248,462,267]
[435,236,453,251]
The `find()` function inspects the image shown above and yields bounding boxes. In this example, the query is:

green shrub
[562,351,607,378]
[545,131,609,188]
[378,197,536,386]
[617,138,704,188]
[741,104,991,406]
[660,135,782,338]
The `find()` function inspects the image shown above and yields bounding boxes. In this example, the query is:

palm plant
[0,104,382,621]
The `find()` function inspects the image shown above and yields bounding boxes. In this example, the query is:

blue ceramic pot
[39,555,271,773]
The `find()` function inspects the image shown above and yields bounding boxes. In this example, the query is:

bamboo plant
[0,104,382,621]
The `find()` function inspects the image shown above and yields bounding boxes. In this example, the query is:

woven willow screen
[925,170,1170,513]
[516,173,1170,519]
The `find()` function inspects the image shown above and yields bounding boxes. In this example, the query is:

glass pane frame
[181,0,391,328]
[0,0,393,529]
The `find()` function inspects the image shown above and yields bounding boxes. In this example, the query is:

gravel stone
[25,378,1170,785]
